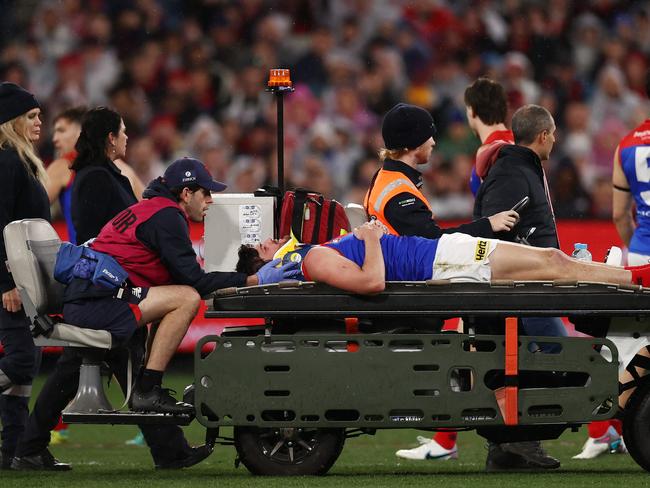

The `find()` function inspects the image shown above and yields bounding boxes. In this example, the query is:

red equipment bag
[279,189,350,244]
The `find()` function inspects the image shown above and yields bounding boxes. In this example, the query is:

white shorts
[628,252,650,266]
[431,233,499,282]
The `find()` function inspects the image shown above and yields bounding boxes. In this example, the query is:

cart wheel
[622,379,650,472]
[234,426,345,476]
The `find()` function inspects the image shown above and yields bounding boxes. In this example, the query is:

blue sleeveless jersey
[280,244,312,281]
[323,233,438,281]
[59,174,76,244]
[619,120,650,255]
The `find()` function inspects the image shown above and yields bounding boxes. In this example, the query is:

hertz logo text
[474,240,489,261]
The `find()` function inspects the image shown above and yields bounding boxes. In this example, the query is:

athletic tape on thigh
[619,345,650,393]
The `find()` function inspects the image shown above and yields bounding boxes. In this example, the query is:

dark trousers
[0,308,37,460]
[521,316,567,353]
[15,328,191,465]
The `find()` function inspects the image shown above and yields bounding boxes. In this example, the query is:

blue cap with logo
[163,157,227,193]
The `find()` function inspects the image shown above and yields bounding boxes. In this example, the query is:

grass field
[2,365,648,488]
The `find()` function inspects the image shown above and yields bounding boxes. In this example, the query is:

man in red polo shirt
[465,77,516,196]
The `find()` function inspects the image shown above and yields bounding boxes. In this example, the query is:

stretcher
[197,280,650,475]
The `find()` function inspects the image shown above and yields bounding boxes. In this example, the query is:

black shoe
[0,452,11,470]
[155,445,213,470]
[486,441,560,471]
[130,385,194,415]
[11,449,72,471]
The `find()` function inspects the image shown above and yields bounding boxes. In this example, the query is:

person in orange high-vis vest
[364,103,518,240]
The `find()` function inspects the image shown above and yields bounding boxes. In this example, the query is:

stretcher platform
[197,280,650,429]
[207,280,650,320]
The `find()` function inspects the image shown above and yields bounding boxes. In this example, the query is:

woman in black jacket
[71,107,138,245]
[0,82,50,468]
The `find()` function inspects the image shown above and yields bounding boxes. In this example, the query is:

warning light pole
[267,69,294,198]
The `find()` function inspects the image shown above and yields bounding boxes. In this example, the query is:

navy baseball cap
[163,157,227,193]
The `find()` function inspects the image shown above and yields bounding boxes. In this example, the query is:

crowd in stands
[2,0,650,220]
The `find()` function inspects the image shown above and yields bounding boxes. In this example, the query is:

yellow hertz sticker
[474,240,490,261]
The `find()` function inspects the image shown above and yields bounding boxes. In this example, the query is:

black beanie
[0,82,40,125]
[381,103,437,150]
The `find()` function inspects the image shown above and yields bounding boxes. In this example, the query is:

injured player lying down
[236,220,650,294]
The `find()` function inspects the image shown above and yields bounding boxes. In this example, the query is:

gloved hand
[256,259,302,285]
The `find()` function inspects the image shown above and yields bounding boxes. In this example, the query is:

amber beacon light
[267,68,293,89]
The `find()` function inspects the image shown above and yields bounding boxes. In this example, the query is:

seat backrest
[344,203,369,230]
[3,219,64,318]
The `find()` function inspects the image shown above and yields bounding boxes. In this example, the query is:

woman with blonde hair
[0,82,54,469]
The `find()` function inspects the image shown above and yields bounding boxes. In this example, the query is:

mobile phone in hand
[511,196,529,212]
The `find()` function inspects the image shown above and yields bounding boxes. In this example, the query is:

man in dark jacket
[474,104,559,248]
[473,104,564,471]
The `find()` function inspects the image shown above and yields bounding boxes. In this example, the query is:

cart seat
[3,218,112,349]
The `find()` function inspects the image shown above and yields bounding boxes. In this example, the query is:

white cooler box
[204,194,276,272]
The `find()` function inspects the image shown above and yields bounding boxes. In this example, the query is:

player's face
[52,118,81,156]
[255,236,289,260]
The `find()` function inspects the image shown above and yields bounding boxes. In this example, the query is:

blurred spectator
[550,158,591,219]
[224,65,270,128]
[425,156,475,219]
[562,101,597,189]
[589,64,641,133]
[126,136,165,186]
[571,12,604,80]
[345,154,381,205]
[32,1,76,60]
[591,176,614,219]
[227,156,267,193]
[82,37,120,105]
[292,26,334,96]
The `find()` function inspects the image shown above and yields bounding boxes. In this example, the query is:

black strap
[326,200,338,240]
[613,184,631,192]
[310,194,324,244]
[291,189,309,240]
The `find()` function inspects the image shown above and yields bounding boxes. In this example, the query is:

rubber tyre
[622,379,650,472]
[234,426,345,476]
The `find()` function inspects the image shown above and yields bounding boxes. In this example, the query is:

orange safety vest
[364,168,433,235]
